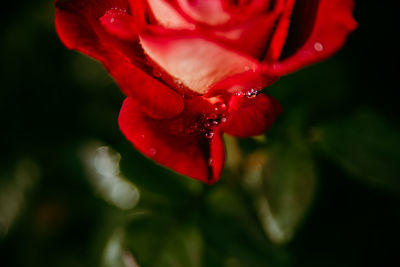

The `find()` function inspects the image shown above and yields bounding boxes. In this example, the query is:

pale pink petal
[140,35,259,94]
[177,0,231,25]
[147,0,195,29]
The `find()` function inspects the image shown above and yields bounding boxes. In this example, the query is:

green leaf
[125,213,203,267]
[203,187,290,266]
[314,110,400,192]
[243,136,316,245]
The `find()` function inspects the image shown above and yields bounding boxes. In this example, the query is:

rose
[55,0,356,184]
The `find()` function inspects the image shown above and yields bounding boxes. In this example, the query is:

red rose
[55,0,356,184]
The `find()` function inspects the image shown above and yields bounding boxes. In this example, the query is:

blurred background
[1,0,399,266]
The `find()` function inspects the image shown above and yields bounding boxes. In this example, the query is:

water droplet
[204,118,219,129]
[244,66,250,71]
[314,42,324,52]
[208,158,213,166]
[204,122,213,128]
[221,117,227,123]
[214,102,227,112]
[153,70,162,77]
[140,134,145,139]
[245,88,258,98]
[149,148,157,156]
[174,79,183,88]
[234,92,243,97]
[205,131,214,139]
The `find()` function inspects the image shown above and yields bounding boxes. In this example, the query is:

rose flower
[55,0,356,184]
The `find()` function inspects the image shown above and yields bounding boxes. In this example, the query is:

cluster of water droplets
[100,7,128,23]
[104,7,128,23]
[203,102,228,140]
[234,88,260,98]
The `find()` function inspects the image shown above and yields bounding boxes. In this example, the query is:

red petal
[207,70,278,97]
[221,94,282,138]
[263,0,357,75]
[119,97,225,184]
[100,7,137,40]
[212,13,279,59]
[55,0,110,61]
[107,55,184,119]
[55,0,184,119]
[264,0,296,61]
[209,130,225,184]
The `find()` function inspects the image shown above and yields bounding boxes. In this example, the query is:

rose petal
[206,70,278,97]
[147,0,195,29]
[108,55,184,119]
[100,6,137,40]
[55,0,110,61]
[119,97,225,184]
[209,129,225,184]
[139,34,259,94]
[176,0,231,25]
[264,0,296,61]
[212,13,280,59]
[263,0,357,75]
[55,0,184,119]
[222,94,282,137]
[222,0,272,18]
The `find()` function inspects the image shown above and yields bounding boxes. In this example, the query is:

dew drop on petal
[153,70,162,77]
[174,79,184,88]
[208,158,213,166]
[204,121,213,128]
[234,91,243,97]
[314,42,324,52]
[245,88,258,98]
[214,102,227,112]
[205,131,214,139]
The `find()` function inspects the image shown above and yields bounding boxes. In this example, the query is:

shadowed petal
[263,0,357,75]
[119,97,225,184]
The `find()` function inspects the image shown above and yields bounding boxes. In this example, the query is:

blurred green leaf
[314,110,400,192]
[203,187,290,267]
[0,159,40,237]
[125,213,203,267]
[243,136,316,245]
[101,227,141,267]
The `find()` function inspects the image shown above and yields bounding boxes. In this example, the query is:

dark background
[0,0,399,266]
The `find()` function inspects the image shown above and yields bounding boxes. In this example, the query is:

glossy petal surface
[119,97,225,184]
[223,94,282,137]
